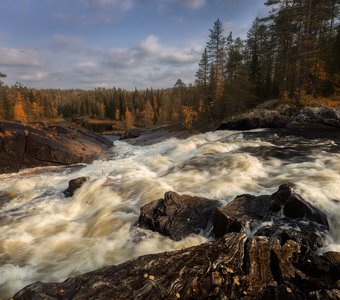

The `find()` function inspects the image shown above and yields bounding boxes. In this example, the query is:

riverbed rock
[139,191,220,241]
[287,106,340,129]
[63,177,91,197]
[120,124,189,146]
[14,232,340,300]
[0,122,113,173]
[216,101,340,131]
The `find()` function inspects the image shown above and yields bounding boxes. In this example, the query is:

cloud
[52,34,95,54]
[86,0,133,11]
[181,0,205,9]
[223,21,249,38]
[0,48,42,67]
[52,0,134,26]
[138,35,200,64]
[19,72,48,81]
[2,34,201,89]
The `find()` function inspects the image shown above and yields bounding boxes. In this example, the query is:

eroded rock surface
[0,122,113,173]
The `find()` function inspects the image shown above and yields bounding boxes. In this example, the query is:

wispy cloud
[181,0,205,9]
[0,48,42,67]
[19,72,48,81]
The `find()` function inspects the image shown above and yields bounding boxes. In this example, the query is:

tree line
[195,0,340,121]
[0,0,339,130]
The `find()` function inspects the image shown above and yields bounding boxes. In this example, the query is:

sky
[0,0,267,90]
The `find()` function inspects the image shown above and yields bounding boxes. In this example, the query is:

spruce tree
[195,48,209,87]
[206,18,226,99]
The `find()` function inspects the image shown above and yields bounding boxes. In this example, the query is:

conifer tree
[206,18,226,99]
[196,48,209,87]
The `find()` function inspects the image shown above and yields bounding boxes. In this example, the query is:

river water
[0,129,339,297]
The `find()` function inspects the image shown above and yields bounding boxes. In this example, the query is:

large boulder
[213,182,329,241]
[0,122,113,173]
[139,191,220,241]
[14,232,340,300]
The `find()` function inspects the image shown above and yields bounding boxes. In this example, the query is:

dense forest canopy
[0,0,339,130]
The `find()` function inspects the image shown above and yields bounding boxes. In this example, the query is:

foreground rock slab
[14,232,340,300]
[0,122,113,173]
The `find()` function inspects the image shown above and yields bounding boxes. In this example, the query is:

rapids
[0,129,339,298]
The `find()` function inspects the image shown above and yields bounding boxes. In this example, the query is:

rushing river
[0,129,339,297]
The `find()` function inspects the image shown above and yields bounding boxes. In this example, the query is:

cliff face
[0,122,113,174]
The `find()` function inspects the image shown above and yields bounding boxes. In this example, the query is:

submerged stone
[63,177,91,197]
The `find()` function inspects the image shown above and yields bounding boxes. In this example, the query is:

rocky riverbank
[14,183,340,299]
[217,100,340,131]
[0,122,113,174]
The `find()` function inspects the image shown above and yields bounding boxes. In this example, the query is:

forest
[0,0,339,131]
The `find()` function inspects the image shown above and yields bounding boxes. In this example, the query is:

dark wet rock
[139,191,220,241]
[14,232,340,300]
[0,122,113,174]
[63,177,91,197]
[120,128,144,140]
[213,194,272,237]
[216,101,340,131]
[120,124,189,146]
[271,182,329,226]
[213,182,329,239]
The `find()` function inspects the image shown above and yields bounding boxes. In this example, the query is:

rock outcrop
[14,183,339,299]
[0,122,113,173]
[217,101,340,131]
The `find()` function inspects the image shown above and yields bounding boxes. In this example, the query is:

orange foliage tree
[31,101,41,120]
[13,92,27,122]
[125,107,135,129]
[182,106,198,130]
[142,100,154,127]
